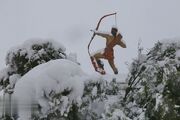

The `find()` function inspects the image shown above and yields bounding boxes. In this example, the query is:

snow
[9,74,21,89]
[102,73,127,83]
[157,60,166,67]
[176,50,180,59]
[90,100,105,116]
[160,38,180,45]
[67,52,80,64]
[13,59,87,119]
[111,109,131,120]
[7,39,66,63]
[0,67,11,83]
[155,93,163,110]
[159,39,180,53]
[91,86,97,97]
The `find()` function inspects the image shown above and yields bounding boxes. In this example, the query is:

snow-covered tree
[0,39,66,90]
[124,39,180,120]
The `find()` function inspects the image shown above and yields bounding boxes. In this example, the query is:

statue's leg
[93,53,104,68]
[108,59,118,74]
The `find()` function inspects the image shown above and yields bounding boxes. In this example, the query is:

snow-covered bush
[11,58,128,120]
[13,59,85,120]
[124,40,180,120]
[0,39,66,90]
[6,39,66,75]
[78,76,129,120]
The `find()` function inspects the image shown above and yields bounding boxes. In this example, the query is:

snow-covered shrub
[78,78,107,120]
[6,39,66,75]
[12,59,114,120]
[13,59,85,120]
[79,77,129,120]
[12,56,129,120]
[43,73,129,119]
[0,39,66,90]
[124,40,180,120]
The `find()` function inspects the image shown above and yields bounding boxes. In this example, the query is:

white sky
[0,0,180,74]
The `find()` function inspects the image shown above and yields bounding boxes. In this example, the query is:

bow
[88,12,117,56]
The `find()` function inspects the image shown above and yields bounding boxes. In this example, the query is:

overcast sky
[0,0,180,74]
